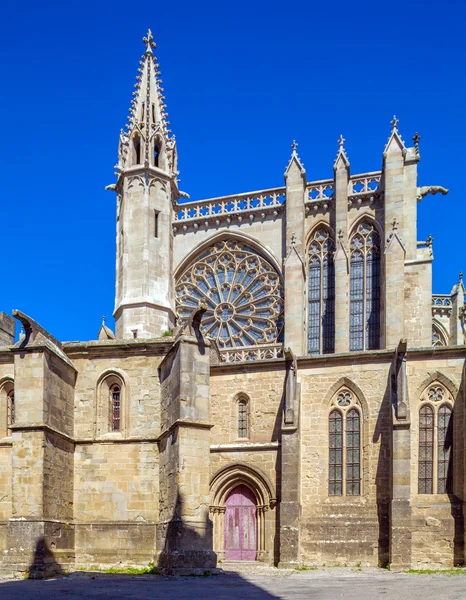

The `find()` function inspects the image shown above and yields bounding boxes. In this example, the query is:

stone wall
[298,354,393,566]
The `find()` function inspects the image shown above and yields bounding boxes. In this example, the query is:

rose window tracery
[175,240,284,348]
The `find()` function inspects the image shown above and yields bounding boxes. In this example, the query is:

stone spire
[116,29,178,177]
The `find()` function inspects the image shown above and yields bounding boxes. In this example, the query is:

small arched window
[308,227,335,355]
[238,398,248,438]
[154,141,160,168]
[418,384,453,494]
[110,385,121,432]
[133,135,141,165]
[7,390,15,428]
[329,390,362,496]
[349,221,381,351]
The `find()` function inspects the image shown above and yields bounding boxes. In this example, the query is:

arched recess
[305,221,335,249]
[348,213,384,244]
[175,231,283,282]
[416,371,459,401]
[232,392,250,440]
[321,376,369,418]
[210,462,277,561]
[0,377,14,438]
[348,217,382,351]
[432,319,449,348]
[94,369,131,438]
[306,223,336,355]
[322,377,370,497]
[175,233,284,349]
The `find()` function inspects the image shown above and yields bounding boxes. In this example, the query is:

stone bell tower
[108,30,179,339]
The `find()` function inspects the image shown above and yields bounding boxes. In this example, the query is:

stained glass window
[238,399,248,438]
[346,409,360,495]
[111,385,121,431]
[176,240,284,349]
[308,228,335,355]
[418,405,434,494]
[329,410,343,496]
[350,221,380,351]
[437,405,452,494]
[7,390,14,427]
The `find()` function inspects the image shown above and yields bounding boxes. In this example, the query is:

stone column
[156,326,216,574]
[383,128,407,349]
[278,349,301,567]
[333,145,350,353]
[284,145,307,356]
[3,311,76,578]
[390,341,412,569]
[451,277,465,346]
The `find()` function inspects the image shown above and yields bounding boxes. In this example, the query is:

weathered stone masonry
[0,30,465,576]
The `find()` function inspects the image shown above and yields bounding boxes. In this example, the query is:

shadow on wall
[450,362,466,566]
[156,491,217,575]
[28,536,64,579]
[372,371,393,568]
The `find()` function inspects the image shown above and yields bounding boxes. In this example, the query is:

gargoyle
[175,301,207,339]
[417,186,449,201]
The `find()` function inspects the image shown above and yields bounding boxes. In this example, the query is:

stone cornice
[210,441,279,452]
[63,338,173,358]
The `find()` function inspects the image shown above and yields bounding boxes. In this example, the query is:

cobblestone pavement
[0,567,466,599]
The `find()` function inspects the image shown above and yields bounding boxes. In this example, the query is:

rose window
[175,240,284,348]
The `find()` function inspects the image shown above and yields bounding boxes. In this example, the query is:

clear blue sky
[0,0,464,341]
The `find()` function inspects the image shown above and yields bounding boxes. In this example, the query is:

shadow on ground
[0,571,281,600]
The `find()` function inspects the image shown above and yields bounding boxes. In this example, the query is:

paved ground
[1,567,466,599]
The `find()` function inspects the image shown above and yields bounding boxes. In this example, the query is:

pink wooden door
[225,484,257,560]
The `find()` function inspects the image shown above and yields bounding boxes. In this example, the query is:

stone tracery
[176,240,284,348]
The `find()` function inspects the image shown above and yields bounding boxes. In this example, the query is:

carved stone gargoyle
[175,301,207,340]
[417,186,448,201]
[12,309,75,369]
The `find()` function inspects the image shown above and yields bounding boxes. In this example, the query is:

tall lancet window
[349,221,381,351]
[308,228,335,354]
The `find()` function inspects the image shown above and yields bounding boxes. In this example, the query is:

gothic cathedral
[0,30,465,577]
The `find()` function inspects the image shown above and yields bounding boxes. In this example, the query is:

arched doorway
[225,485,257,560]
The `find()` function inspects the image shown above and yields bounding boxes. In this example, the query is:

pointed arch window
[132,134,141,165]
[110,385,121,431]
[154,141,160,168]
[350,221,381,351]
[7,390,15,428]
[238,398,248,438]
[329,390,361,496]
[432,323,447,348]
[418,384,453,494]
[308,228,335,355]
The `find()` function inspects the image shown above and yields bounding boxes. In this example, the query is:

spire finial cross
[102,315,106,325]
[460,271,464,283]
[143,29,156,53]
[291,140,298,153]
[390,115,399,131]
[338,134,345,148]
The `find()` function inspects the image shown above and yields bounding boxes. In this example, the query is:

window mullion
[342,413,347,496]
[433,409,438,494]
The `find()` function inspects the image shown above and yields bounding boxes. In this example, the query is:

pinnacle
[143,29,156,53]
